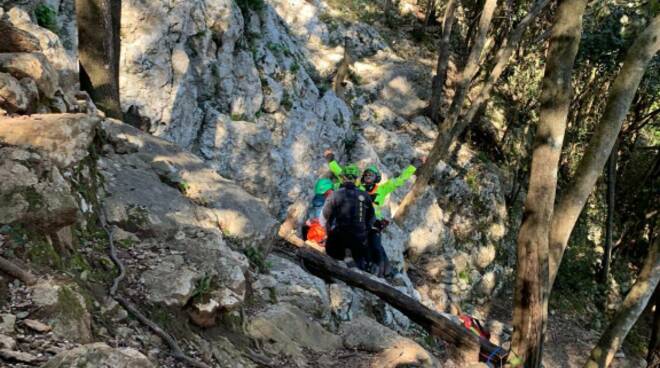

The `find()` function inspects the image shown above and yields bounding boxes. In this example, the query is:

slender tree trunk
[76,0,122,119]
[395,0,497,224]
[424,0,437,26]
[429,0,458,122]
[333,38,354,100]
[508,2,588,366]
[453,0,551,140]
[600,140,618,285]
[395,0,550,224]
[548,14,660,289]
[584,234,660,368]
[648,285,660,368]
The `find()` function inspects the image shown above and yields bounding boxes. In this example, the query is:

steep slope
[0,0,516,367]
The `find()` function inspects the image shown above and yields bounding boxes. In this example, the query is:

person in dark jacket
[322,164,375,271]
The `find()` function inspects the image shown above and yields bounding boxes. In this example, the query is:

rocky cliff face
[0,0,513,366]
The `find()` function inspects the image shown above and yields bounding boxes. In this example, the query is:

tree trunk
[584,233,660,368]
[76,0,122,119]
[332,38,354,100]
[0,256,37,286]
[295,247,502,365]
[450,0,551,148]
[395,0,497,224]
[548,14,660,289]
[424,0,437,26]
[509,1,589,367]
[648,285,660,368]
[600,140,618,285]
[429,0,458,122]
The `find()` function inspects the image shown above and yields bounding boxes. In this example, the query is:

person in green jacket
[323,149,425,277]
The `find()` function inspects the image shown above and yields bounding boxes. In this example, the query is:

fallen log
[277,203,506,364]
[0,256,37,286]
[0,19,42,53]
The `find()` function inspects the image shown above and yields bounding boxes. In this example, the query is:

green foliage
[458,269,471,283]
[267,42,291,56]
[551,214,605,316]
[236,0,264,12]
[0,224,28,248]
[244,246,271,273]
[464,171,479,193]
[35,4,58,34]
[348,69,363,85]
[126,204,149,227]
[281,92,293,111]
[177,180,190,194]
[231,113,244,121]
[342,133,358,156]
[191,274,213,300]
[57,286,85,322]
[290,61,300,73]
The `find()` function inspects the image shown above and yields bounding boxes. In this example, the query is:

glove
[373,219,390,232]
[324,149,335,162]
[411,156,426,170]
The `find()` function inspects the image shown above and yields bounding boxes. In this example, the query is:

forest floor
[482,288,651,368]
[319,2,654,367]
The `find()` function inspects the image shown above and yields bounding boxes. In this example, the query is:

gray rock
[30,279,93,343]
[0,52,59,98]
[100,119,277,244]
[253,255,330,320]
[0,72,28,112]
[0,348,39,364]
[247,304,341,366]
[23,318,51,333]
[140,256,201,307]
[42,343,154,368]
[0,334,16,350]
[340,316,437,367]
[6,6,78,93]
[0,314,15,334]
[0,113,100,168]
[261,75,283,113]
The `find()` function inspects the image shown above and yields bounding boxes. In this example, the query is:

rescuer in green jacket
[323,149,424,276]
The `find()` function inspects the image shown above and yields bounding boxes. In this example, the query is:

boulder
[340,316,437,368]
[42,343,154,368]
[0,334,16,350]
[30,279,93,343]
[140,255,202,307]
[5,6,78,92]
[0,72,28,112]
[0,52,58,98]
[0,147,78,230]
[0,314,15,334]
[0,349,40,364]
[0,113,99,168]
[253,255,330,320]
[100,119,277,244]
[247,304,341,365]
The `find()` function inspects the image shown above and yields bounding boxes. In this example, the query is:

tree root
[0,256,37,286]
[100,210,211,368]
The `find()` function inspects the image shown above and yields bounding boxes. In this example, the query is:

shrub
[236,0,265,13]
[35,4,58,34]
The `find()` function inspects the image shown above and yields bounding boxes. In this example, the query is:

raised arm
[324,149,344,181]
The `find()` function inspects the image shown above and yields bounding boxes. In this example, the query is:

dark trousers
[326,228,369,271]
[368,230,389,276]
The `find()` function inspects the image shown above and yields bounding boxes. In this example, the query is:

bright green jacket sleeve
[374,165,417,203]
[328,160,343,180]
[371,165,417,219]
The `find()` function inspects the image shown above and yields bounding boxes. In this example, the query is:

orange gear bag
[306,219,326,246]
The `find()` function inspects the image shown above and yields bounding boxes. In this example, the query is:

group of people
[302,149,424,277]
